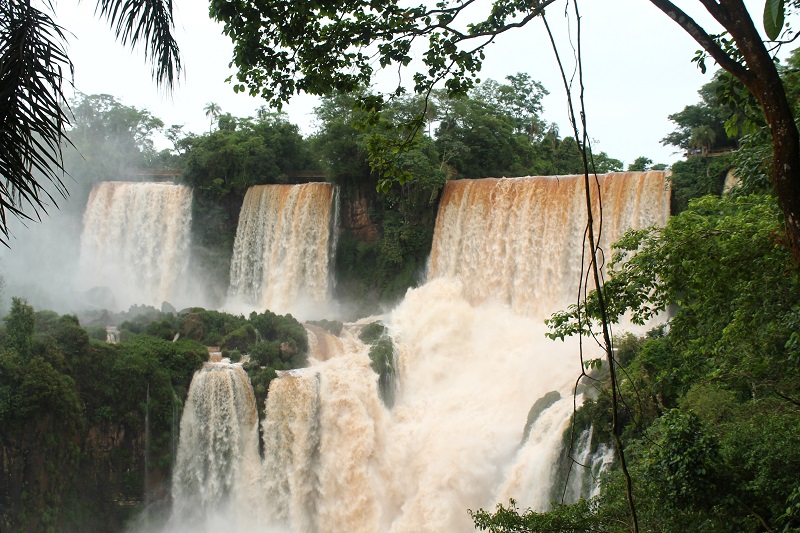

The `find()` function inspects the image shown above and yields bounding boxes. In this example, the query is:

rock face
[341,188,379,243]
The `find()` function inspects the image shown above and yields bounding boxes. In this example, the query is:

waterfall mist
[163,172,671,533]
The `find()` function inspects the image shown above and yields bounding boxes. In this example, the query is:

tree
[661,70,744,154]
[471,73,549,140]
[689,125,717,155]
[648,0,800,259]
[165,124,186,155]
[627,156,653,172]
[204,101,222,132]
[4,297,35,357]
[64,93,166,186]
[0,0,180,245]
[434,84,537,178]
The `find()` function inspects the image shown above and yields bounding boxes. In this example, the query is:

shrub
[221,324,257,352]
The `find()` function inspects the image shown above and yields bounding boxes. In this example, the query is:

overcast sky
[53,0,769,167]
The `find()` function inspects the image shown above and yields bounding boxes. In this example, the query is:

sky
[52,0,759,167]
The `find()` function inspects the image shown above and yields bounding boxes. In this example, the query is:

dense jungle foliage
[0,298,206,531]
[0,299,307,532]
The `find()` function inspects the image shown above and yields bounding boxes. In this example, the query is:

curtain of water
[227,183,336,314]
[79,181,193,309]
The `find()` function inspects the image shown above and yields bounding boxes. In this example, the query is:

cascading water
[78,181,193,309]
[168,172,671,533]
[227,183,337,316]
[428,171,672,316]
[169,363,263,531]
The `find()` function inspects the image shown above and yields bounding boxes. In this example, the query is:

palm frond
[95,0,182,87]
[0,0,72,246]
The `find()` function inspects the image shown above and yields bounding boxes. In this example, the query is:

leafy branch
[210,0,557,109]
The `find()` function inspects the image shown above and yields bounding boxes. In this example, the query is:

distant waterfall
[227,183,338,315]
[168,172,671,533]
[78,181,192,309]
[170,363,263,529]
[429,171,671,318]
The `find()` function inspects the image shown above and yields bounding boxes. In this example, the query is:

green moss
[359,322,386,344]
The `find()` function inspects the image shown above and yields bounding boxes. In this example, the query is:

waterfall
[261,368,322,532]
[167,172,671,532]
[78,181,193,309]
[227,183,337,316]
[429,171,671,318]
[169,363,263,530]
[261,324,389,533]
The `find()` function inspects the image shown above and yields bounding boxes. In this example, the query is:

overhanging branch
[647,0,750,81]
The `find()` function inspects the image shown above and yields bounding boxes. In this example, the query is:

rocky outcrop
[340,188,379,243]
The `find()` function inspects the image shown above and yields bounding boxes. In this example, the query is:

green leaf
[763,0,785,40]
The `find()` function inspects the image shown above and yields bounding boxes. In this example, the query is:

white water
[169,172,671,532]
[169,363,264,531]
[429,172,671,316]
[227,183,337,317]
[78,181,193,309]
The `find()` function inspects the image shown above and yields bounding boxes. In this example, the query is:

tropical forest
[1,0,799,532]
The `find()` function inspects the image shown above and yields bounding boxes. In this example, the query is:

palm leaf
[94,0,182,87]
[0,0,72,246]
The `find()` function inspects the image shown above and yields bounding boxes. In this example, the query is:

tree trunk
[721,0,800,261]
[648,0,800,261]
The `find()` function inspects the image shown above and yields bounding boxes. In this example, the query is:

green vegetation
[668,154,733,213]
[359,322,396,407]
[0,299,205,532]
[176,308,247,346]
[307,319,344,336]
[242,310,309,418]
[358,322,386,344]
